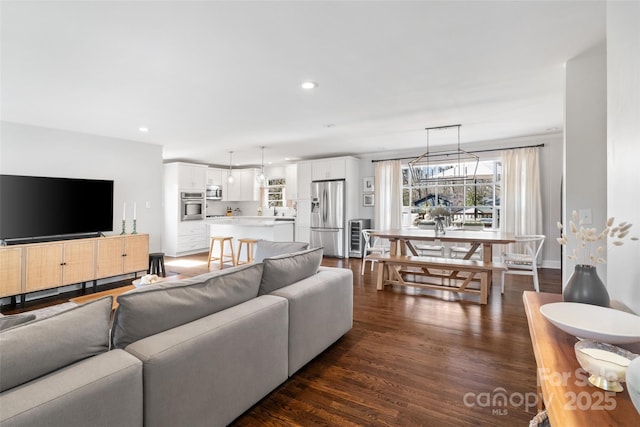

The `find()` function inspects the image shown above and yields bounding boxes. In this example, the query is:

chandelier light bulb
[227,151,234,183]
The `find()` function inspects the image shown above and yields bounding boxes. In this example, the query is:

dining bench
[368,254,506,304]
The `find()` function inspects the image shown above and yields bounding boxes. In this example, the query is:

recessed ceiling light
[138,127,149,132]
[301,81,318,90]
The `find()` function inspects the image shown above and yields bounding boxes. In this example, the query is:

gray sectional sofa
[0,246,354,427]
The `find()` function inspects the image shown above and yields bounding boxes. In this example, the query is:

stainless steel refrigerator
[310,180,345,257]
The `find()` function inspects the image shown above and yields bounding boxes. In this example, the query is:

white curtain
[500,147,543,235]
[374,160,402,230]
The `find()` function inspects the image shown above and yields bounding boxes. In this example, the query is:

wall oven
[180,192,205,221]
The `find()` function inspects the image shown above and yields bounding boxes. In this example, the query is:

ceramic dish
[627,357,640,413]
[540,302,640,344]
[574,340,638,392]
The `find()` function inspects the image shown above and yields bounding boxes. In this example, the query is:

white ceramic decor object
[540,302,640,344]
[574,340,638,392]
[628,357,640,414]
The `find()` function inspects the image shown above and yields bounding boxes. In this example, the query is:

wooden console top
[523,291,640,426]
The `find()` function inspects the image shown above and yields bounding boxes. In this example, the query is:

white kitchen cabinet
[296,161,312,200]
[240,169,259,201]
[311,158,346,181]
[164,163,210,256]
[224,168,259,201]
[206,167,225,187]
[172,162,207,190]
[177,220,208,254]
[295,225,310,244]
[296,198,311,227]
[285,164,297,200]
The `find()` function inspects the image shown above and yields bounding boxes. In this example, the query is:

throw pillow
[253,240,309,263]
[0,312,36,331]
[111,262,264,349]
[259,247,323,295]
[0,296,113,392]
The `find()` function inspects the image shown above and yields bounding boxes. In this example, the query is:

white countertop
[207,216,296,226]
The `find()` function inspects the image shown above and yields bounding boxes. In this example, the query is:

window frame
[402,159,502,228]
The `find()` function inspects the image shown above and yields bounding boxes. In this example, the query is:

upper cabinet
[297,162,312,200]
[311,158,347,181]
[285,164,297,200]
[206,167,225,187]
[177,163,207,190]
[223,168,259,201]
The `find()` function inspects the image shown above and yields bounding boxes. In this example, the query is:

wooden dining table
[370,228,516,260]
[370,228,516,287]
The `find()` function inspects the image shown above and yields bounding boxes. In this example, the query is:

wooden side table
[523,291,640,425]
[70,285,135,311]
[70,276,173,310]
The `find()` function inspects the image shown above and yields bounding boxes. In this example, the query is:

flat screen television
[0,174,114,242]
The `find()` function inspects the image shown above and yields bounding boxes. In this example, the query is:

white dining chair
[414,241,445,257]
[449,244,482,260]
[449,223,484,259]
[500,235,546,293]
[413,222,445,257]
[361,229,390,275]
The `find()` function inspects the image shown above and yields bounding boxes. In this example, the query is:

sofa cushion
[253,240,309,263]
[111,262,264,349]
[0,296,113,393]
[259,247,323,295]
[0,312,36,331]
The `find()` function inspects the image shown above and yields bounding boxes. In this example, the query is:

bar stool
[236,238,258,265]
[148,252,166,277]
[207,236,236,269]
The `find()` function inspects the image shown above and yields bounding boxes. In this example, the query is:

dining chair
[414,241,445,257]
[361,229,390,275]
[500,235,546,293]
[449,244,482,260]
[413,222,445,257]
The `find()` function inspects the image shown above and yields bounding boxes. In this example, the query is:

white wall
[563,43,607,284]
[0,121,164,251]
[356,133,563,267]
[606,1,640,313]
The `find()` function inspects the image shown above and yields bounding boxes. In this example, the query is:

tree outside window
[402,160,501,228]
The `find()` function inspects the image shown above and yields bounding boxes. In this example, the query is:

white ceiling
[1,1,606,167]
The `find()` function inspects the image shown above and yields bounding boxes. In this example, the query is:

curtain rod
[370,143,545,163]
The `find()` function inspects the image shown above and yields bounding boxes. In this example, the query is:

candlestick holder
[120,220,126,235]
[132,219,138,234]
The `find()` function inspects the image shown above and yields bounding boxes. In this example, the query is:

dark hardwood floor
[2,254,562,426]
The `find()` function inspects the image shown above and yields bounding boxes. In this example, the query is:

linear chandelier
[408,124,479,185]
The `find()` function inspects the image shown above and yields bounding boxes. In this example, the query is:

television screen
[0,174,114,241]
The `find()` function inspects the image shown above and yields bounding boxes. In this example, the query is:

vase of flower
[563,264,610,307]
[434,216,446,235]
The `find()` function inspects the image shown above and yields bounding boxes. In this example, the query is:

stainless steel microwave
[180,192,205,221]
[206,185,222,200]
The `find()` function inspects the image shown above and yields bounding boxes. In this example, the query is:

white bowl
[574,340,638,392]
[540,302,640,344]
[627,357,640,414]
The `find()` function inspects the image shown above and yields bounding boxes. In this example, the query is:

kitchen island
[207,217,296,262]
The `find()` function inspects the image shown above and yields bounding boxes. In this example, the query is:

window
[265,178,286,208]
[402,160,502,228]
